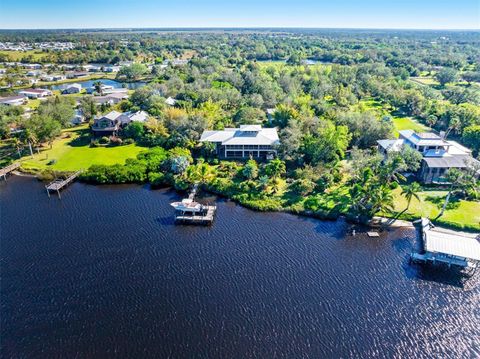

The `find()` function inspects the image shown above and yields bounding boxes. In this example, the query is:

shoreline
[6,169,478,233]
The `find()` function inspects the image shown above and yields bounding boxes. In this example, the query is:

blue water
[1,176,479,358]
[50,79,145,91]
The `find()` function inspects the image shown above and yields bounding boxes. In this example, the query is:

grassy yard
[20,126,146,171]
[392,116,429,136]
[387,187,480,231]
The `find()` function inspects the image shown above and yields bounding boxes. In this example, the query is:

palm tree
[265,158,286,179]
[444,116,461,139]
[402,182,421,211]
[93,80,103,95]
[22,129,37,158]
[11,137,22,159]
[435,169,462,220]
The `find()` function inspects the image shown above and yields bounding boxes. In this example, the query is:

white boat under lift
[170,184,216,225]
[410,218,480,269]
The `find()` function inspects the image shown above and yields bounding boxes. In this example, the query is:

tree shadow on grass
[425,195,461,211]
[67,129,91,147]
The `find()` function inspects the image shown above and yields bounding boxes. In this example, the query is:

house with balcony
[377,130,479,184]
[200,125,279,160]
[91,110,149,136]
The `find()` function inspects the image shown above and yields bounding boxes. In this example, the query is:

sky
[0,0,479,30]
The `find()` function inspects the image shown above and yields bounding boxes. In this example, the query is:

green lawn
[21,127,146,171]
[388,187,480,231]
[392,116,429,136]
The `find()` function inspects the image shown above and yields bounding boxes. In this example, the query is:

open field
[20,126,146,171]
[387,187,480,231]
[0,50,50,62]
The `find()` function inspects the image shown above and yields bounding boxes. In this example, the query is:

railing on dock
[0,162,21,180]
[46,170,82,198]
[174,204,217,225]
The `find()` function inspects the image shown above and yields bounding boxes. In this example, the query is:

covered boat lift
[411,218,480,269]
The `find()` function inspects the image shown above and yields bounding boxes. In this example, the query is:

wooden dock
[46,170,82,198]
[0,162,21,180]
[175,205,217,225]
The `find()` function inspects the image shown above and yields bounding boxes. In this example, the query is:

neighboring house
[200,125,280,159]
[71,109,85,125]
[104,66,121,73]
[62,83,82,94]
[22,63,42,70]
[18,88,52,99]
[87,84,114,94]
[26,70,42,77]
[0,95,27,106]
[125,110,149,123]
[66,71,89,79]
[92,92,128,105]
[91,110,148,136]
[377,130,480,184]
[102,88,128,96]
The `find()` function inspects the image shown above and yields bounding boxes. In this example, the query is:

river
[1,176,479,358]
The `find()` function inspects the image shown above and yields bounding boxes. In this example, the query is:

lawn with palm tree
[20,126,146,172]
[386,186,480,231]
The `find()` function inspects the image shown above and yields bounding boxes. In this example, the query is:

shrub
[99,136,110,144]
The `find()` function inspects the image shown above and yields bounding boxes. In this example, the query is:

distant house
[62,83,82,94]
[26,70,42,77]
[22,63,42,70]
[18,88,52,99]
[104,66,121,73]
[66,71,89,79]
[91,110,148,136]
[377,130,480,184]
[0,95,27,106]
[165,97,176,106]
[200,125,280,159]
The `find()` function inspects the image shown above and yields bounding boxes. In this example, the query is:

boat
[170,198,206,214]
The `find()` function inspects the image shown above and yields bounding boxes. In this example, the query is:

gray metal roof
[422,155,478,168]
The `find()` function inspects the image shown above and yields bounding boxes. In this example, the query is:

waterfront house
[377,130,479,184]
[0,95,27,106]
[87,84,114,95]
[92,111,127,136]
[18,88,52,99]
[62,83,83,94]
[91,110,148,136]
[200,125,279,159]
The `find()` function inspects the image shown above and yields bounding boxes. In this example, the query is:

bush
[99,136,110,144]
[148,171,166,187]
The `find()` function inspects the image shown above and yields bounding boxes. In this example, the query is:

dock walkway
[0,162,21,180]
[46,170,82,198]
[175,205,217,225]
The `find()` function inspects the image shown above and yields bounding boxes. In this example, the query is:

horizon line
[0,26,479,32]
